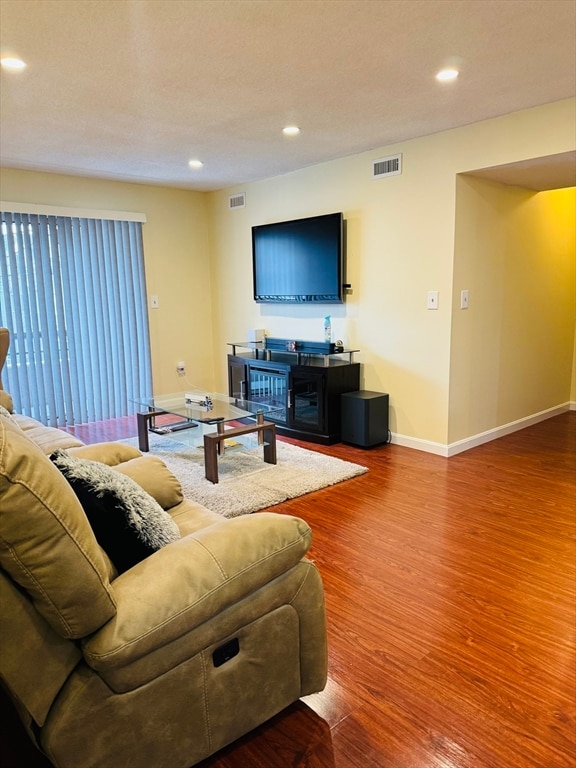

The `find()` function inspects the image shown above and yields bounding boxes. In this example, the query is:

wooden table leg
[217,420,225,456]
[136,409,168,452]
[203,420,277,484]
[137,411,151,452]
[262,424,276,465]
[204,434,219,484]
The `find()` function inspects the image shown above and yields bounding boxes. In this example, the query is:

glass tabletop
[132,391,282,425]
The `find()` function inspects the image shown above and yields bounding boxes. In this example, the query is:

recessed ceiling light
[188,159,204,169]
[436,68,459,82]
[282,126,300,136]
[1,57,27,71]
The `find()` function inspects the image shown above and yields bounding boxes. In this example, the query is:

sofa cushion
[51,451,181,574]
[68,444,184,511]
[0,412,116,639]
[113,455,184,510]
[67,442,142,466]
[11,413,84,453]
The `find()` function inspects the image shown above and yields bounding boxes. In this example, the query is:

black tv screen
[252,212,344,304]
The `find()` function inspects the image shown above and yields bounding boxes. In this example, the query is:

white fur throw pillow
[51,449,180,574]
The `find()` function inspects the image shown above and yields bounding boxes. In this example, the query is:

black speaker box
[341,390,389,447]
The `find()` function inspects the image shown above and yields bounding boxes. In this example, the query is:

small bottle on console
[324,315,331,343]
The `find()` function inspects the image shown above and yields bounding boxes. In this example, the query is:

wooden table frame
[203,417,277,484]
[136,408,276,484]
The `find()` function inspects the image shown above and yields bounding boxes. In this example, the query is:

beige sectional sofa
[0,328,327,767]
[0,328,85,453]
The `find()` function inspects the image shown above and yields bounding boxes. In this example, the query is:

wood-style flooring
[2,412,575,768]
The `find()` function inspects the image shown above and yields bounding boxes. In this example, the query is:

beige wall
[572,330,576,403]
[449,181,576,444]
[0,168,213,394]
[1,98,574,450]
[208,98,576,449]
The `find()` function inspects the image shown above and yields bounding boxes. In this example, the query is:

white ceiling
[1,0,575,192]
[465,151,576,191]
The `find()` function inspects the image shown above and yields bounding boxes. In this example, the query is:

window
[0,211,152,426]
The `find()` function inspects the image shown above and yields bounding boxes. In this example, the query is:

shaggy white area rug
[121,434,368,517]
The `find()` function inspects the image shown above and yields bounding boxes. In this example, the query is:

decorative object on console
[50,449,180,574]
[247,328,265,342]
[264,337,339,354]
[324,315,331,343]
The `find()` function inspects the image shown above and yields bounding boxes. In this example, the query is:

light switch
[427,290,439,310]
[460,290,469,309]
[150,295,159,309]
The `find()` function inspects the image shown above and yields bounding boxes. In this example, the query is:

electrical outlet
[427,290,439,310]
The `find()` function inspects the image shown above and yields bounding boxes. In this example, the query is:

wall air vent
[372,153,402,179]
[228,193,246,210]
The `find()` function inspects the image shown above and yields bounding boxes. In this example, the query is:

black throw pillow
[50,449,180,574]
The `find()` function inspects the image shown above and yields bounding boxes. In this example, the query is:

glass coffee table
[132,392,281,484]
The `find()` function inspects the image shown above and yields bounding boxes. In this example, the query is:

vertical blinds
[0,212,152,426]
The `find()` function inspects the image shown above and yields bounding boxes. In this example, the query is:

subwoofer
[341,390,389,447]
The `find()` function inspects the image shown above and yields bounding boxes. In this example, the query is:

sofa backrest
[0,327,13,412]
[0,411,117,639]
[0,327,8,383]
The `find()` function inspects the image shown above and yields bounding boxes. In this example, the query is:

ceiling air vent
[228,192,246,210]
[372,153,402,179]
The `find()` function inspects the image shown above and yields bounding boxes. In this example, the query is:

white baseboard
[391,402,573,458]
[390,433,449,456]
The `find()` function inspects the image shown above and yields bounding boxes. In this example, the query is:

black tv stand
[227,341,360,445]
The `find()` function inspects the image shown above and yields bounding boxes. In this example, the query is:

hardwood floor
[2,412,575,767]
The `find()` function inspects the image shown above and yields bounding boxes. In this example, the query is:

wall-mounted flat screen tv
[252,212,344,304]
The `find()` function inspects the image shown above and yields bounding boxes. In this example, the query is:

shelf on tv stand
[227,341,359,366]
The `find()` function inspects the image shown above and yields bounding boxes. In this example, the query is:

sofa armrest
[0,389,13,412]
[82,513,312,672]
